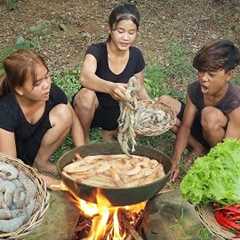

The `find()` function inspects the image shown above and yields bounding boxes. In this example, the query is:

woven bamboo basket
[195,205,237,240]
[134,99,177,136]
[0,153,49,240]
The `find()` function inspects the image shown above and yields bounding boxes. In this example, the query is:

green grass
[166,41,195,82]
[198,227,213,240]
[145,41,195,102]
[52,68,81,100]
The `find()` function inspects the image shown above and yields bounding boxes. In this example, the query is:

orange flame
[73,191,146,240]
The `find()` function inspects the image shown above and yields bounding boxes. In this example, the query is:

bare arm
[0,129,17,157]
[225,107,240,139]
[134,70,150,100]
[172,96,197,167]
[80,54,127,101]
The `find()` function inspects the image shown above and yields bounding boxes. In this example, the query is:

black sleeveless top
[86,42,145,107]
[0,85,67,164]
[188,81,240,114]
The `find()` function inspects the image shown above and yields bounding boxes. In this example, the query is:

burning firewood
[72,199,145,240]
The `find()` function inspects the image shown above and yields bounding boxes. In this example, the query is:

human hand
[73,153,83,161]
[170,163,180,182]
[109,83,127,101]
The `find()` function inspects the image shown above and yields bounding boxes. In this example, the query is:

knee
[50,104,72,128]
[201,107,225,131]
[73,89,97,112]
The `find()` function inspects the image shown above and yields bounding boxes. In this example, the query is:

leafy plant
[145,65,169,98]
[52,68,80,100]
[29,21,50,35]
[15,36,34,49]
[181,139,240,205]
[5,0,17,10]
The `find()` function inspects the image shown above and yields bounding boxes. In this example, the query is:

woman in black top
[0,49,84,177]
[73,3,149,142]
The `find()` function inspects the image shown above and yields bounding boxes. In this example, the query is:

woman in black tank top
[73,3,149,142]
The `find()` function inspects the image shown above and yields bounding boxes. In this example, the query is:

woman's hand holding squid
[109,83,128,101]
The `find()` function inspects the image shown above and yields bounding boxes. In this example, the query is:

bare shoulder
[84,54,97,63]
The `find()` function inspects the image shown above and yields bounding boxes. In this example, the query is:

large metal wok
[57,142,172,206]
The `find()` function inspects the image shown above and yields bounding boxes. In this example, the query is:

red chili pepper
[223,211,240,220]
[223,206,240,215]
[231,205,240,209]
[215,210,240,231]
[228,215,240,222]
[215,211,235,230]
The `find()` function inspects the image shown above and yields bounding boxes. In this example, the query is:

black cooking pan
[57,142,172,206]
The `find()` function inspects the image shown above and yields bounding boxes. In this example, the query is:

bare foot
[40,174,66,191]
[34,160,59,177]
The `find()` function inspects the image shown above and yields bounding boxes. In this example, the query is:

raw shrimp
[18,172,36,205]
[0,162,18,180]
[0,179,16,208]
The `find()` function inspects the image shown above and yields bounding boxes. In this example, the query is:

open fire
[70,190,146,240]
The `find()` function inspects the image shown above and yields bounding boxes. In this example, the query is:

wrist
[106,82,114,95]
[171,156,180,167]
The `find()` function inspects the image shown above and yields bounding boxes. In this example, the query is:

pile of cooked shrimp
[0,161,37,233]
[62,154,165,188]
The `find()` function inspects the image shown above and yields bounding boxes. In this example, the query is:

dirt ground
[0,0,240,72]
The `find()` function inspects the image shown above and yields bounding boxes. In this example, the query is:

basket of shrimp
[195,203,240,239]
[134,99,177,136]
[0,153,49,239]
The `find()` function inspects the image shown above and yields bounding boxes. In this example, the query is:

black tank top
[188,81,240,114]
[86,42,145,107]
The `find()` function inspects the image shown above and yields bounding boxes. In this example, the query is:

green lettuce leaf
[180,139,240,205]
